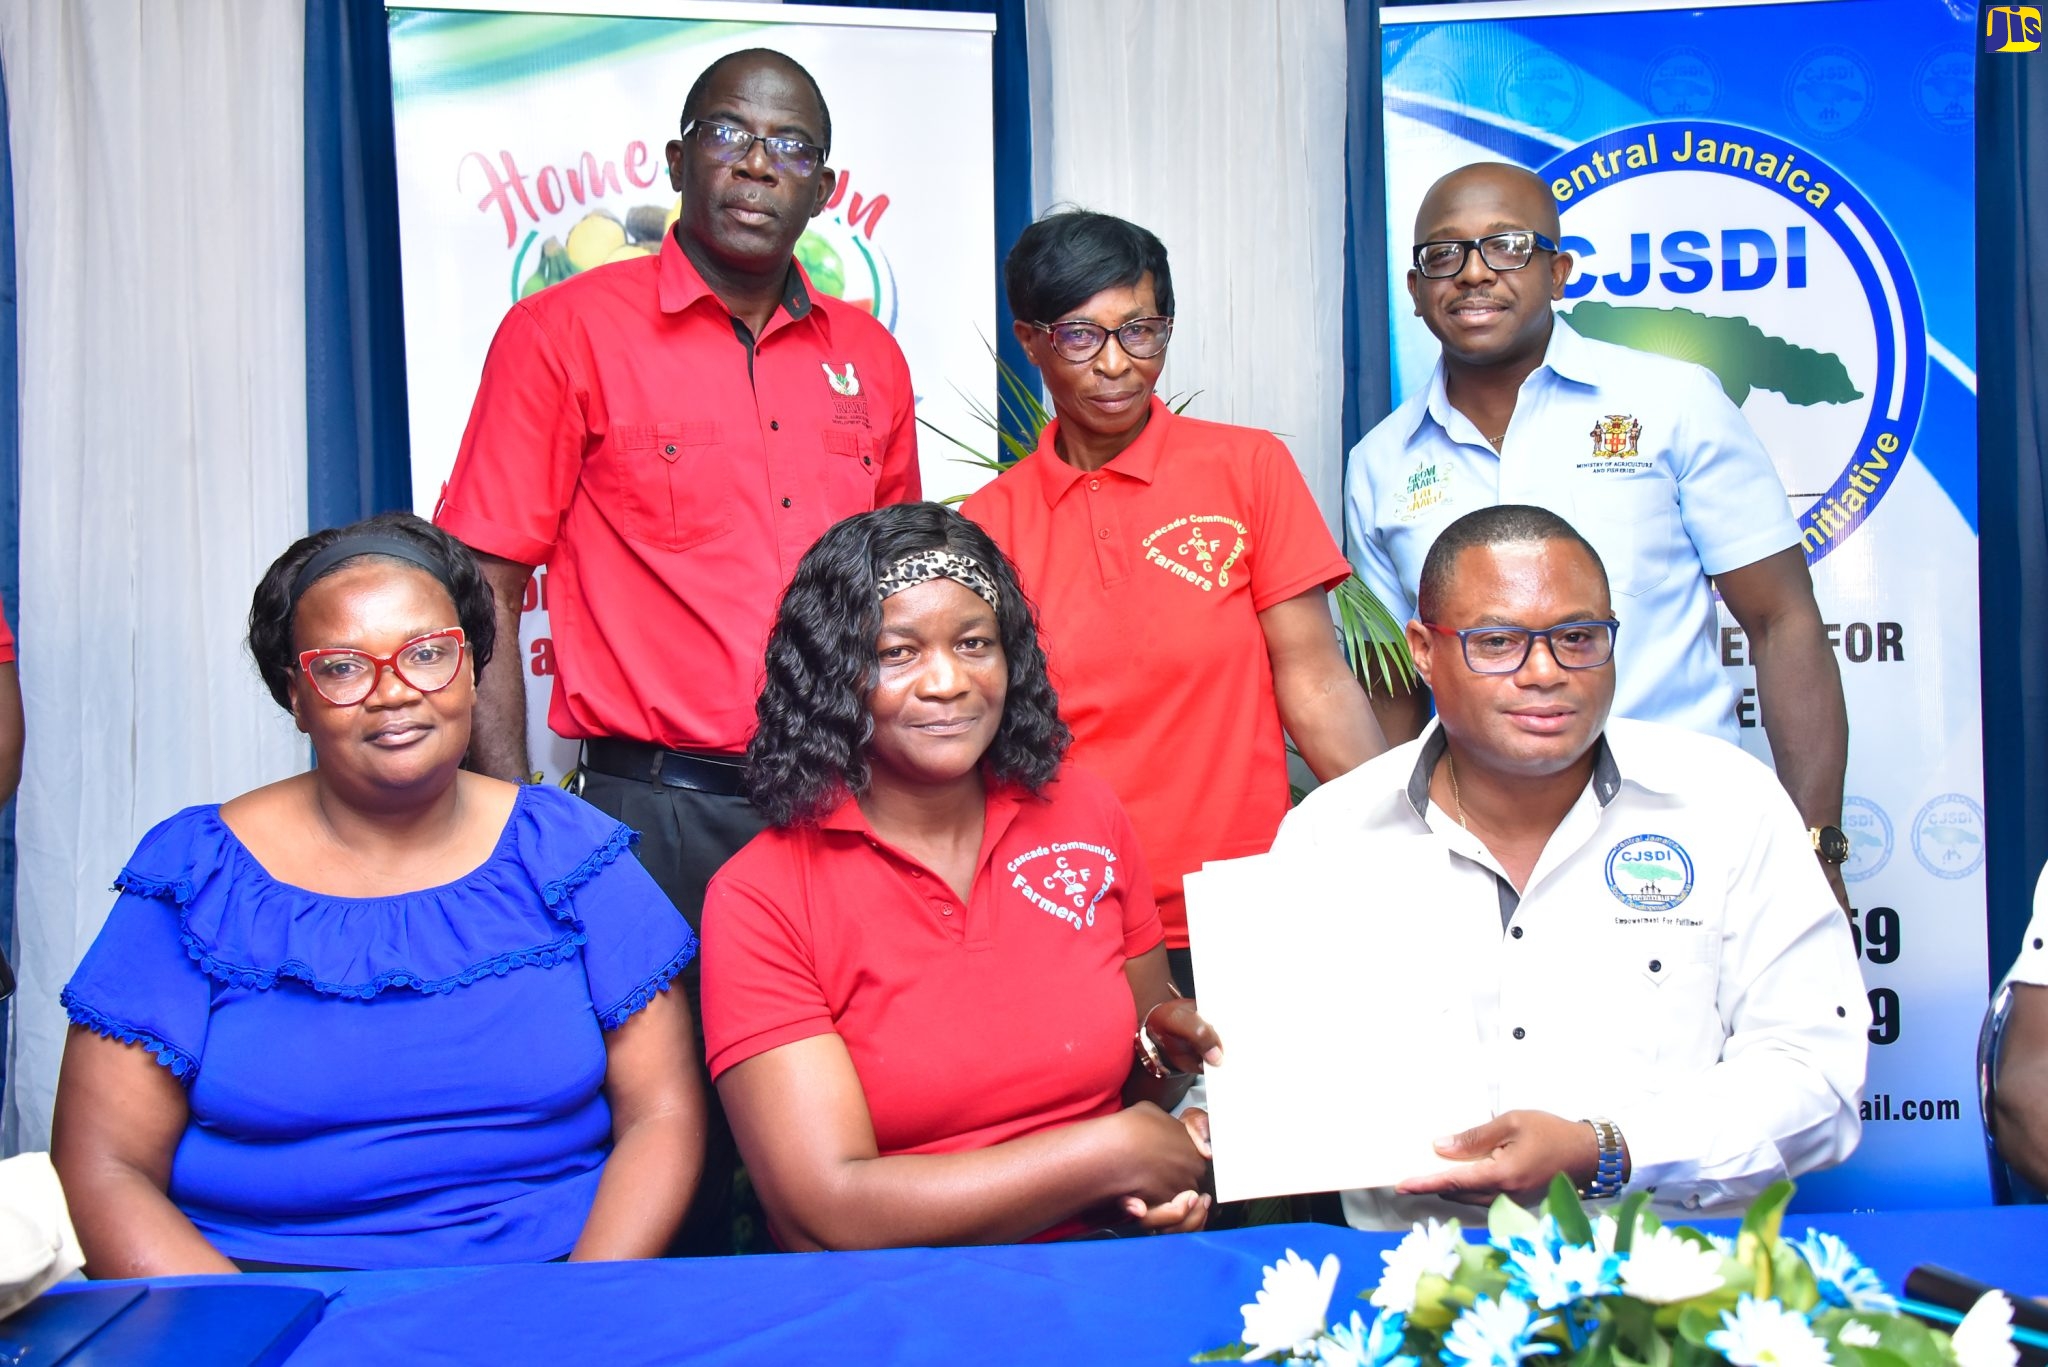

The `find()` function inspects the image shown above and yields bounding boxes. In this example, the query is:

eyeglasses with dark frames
[298,628,468,707]
[1027,315,1175,365]
[1411,230,1560,279]
[683,118,827,179]
[1423,619,1620,674]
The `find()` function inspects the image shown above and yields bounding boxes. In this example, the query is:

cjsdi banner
[1382,0,1986,1207]
[387,4,997,781]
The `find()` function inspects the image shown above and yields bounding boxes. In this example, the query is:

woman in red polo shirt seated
[701,502,1221,1250]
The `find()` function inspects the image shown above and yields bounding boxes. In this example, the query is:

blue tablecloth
[94,1207,2048,1366]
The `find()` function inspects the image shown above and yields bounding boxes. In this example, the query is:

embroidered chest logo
[1140,514,1248,593]
[1604,833,1695,918]
[1590,414,1642,458]
[822,361,860,396]
[1004,840,1118,931]
[1395,459,1452,523]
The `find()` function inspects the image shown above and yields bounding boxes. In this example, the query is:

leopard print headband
[876,550,1001,613]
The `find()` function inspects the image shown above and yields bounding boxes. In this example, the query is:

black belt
[579,738,747,796]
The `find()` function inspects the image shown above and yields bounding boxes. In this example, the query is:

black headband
[289,534,456,608]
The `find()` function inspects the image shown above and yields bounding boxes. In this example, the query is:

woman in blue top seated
[51,512,704,1275]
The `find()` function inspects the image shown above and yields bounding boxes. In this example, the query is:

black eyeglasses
[1423,619,1619,674]
[683,119,826,179]
[1411,230,1560,279]
[1028,316,1174,364]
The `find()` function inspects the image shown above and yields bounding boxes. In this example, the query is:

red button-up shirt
[436,229,920,753]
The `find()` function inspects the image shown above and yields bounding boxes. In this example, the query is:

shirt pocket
[1572,475,1678,599]
[818,428,883,515]
[605,421,734,553]
[1608,928,1723,1077]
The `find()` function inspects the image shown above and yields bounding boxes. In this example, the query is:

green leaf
[1188,1341,1251,1362]
[1579,1320,1621,1367]
[1332,575,1419,694]
[1736,1181,1795,1301]
[1676,1306,1722,1348]
[1547,1174,1595,1247]
[1489,1194,1542,1242]
[1611,1192,1650,1254]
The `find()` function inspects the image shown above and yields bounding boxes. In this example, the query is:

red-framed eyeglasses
[297,628,467,706]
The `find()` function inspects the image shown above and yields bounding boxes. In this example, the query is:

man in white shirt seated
[1272,503,1867,1228]
[1991,869,2048,1192]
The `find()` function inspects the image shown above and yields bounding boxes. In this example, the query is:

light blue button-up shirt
[1345,315,1799,742]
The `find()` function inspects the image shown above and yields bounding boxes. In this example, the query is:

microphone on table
[1902,1265,2048,1367]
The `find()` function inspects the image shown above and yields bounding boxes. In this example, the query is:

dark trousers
[576,768,770,1257]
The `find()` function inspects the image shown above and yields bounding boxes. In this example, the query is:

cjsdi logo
[1985,5,2042,52]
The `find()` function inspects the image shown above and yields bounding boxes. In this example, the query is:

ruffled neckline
[114,785,638,1001]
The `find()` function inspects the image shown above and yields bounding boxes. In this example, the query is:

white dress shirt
[1345,316,1800,743]
[1270,717,1867,1229]
[2004,865,2048,988]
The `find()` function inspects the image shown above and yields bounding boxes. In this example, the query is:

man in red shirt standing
[434,48,920,1253]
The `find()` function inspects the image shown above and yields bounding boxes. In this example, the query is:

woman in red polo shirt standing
[701,503,1221,1249]
[961,210,1387,995]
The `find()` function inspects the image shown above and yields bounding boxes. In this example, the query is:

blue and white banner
[1382,0,1985,1208]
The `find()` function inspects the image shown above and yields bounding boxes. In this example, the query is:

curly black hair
[247,510,498,712]
[747,503,1069,827]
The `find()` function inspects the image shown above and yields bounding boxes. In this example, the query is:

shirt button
[1089,479,1100,491]
[1684,1194,1703,1210]
[664,443,677,455]
[1510,926,1524,939]
[1098,528,1110,539]
[782,497,793,508]
[1648,959,1662,973]
[909,869,923,879]
[770,420,780,431]
[940,905,954,917]
[1836,1005,1847,1017]
[862,455,872,467]
[1512,1027,1526,1040]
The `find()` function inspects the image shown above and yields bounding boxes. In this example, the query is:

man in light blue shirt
[1347,162,1850,903]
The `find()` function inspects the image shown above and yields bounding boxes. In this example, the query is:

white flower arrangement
[1197,1180,2020,1367]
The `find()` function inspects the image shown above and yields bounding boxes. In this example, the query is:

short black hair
[1416,504,1608,622]
[1005,209,1175,324]
[247,511,497,712]
[747,503,1069,827]
[681,48,832,155]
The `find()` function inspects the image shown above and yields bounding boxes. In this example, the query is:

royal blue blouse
[60,783,696,1270]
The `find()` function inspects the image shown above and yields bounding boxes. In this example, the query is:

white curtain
[1,0,309,1151]
[1026,0,1351,538]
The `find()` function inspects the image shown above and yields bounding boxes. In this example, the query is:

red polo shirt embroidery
[962,401,1349,946]
[435,229,920,754]
[702,768,1161,1174]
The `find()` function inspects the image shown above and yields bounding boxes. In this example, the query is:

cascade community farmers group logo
[1536,121,1927,566]
[455,138,901,328]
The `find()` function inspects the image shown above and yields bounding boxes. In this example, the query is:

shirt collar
[1407,311,1595,445]
[1028,396,1174,507]
[1401,717,1624,821]
[657,226,824,338]
[814,777,1026,836]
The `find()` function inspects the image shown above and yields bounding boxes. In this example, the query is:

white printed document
[1183,845,1491,1203]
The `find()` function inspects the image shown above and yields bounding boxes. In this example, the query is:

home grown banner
[387,0,997,781]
